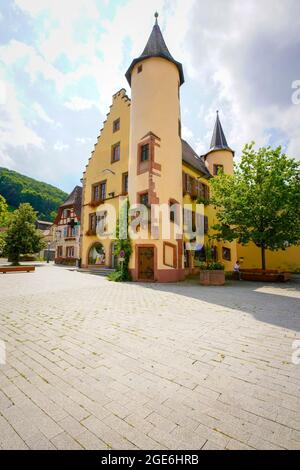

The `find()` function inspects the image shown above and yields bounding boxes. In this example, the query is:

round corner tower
[125,14,184,282]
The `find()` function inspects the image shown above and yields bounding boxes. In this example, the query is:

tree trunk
[11,253,20,266]
[261,245,266,271]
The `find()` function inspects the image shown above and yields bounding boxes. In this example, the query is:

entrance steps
[77,267,115,277]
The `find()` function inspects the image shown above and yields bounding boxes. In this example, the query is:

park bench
[233,268,290,282]
[0,266,35,274]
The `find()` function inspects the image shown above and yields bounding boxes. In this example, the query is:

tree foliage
[210,143,300,269]
[0,195,8,255]
[4,203,46,265]
[0,195,7,224]
[0,167,67,221]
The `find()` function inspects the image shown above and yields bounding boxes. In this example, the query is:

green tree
[0,195,8,224]
[210,143,300,270]
[4,203,45,265]
[0,195,8,255]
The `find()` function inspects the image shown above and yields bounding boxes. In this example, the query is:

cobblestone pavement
[0,263,300,450]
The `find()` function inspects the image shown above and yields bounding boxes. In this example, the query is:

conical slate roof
[125,14,184,86]
[209,111,232,152]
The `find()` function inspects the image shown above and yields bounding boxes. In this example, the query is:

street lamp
[46,242,51,263]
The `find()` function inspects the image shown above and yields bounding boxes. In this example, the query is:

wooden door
[138,247,154,281]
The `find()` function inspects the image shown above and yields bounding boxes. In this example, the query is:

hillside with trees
[0,167,68,221]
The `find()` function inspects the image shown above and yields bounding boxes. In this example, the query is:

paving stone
[51,432,83,450]
[0,263,299,450]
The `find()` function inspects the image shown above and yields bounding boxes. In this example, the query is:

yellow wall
[204,149,234,175]
[81,89,130,268]
[237,243,300,272]
[182,162,237,272]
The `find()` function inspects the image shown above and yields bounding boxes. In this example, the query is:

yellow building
[80,14,300,280]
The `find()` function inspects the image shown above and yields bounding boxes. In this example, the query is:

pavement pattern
[0,263,300,450]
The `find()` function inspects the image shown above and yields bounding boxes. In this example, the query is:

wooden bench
[0,266,35,274]
[234,269,290,282]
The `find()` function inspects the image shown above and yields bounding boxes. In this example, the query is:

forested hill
[0,167,68,221]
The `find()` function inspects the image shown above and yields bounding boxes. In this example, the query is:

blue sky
[1,0,300,193]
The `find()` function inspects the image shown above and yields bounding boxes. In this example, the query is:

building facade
[54,186,82,265]
[80,15,300,280]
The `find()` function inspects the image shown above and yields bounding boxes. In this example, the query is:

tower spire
[125,14,184,86]
[209,111,232,152]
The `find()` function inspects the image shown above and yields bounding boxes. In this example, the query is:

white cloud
[64,97,97,111]
[185,0,300,159]
[181,125,194,141]
[0,79,44,151]
[54,141,69,152]
[0,80,6,105]
[3,0,299,189]
[32,102,55,124]
[76,137,87,144]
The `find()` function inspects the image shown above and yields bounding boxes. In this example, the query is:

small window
[97,211,107,233]
[204,215,208,234]
[178,119,181,137]
[89,213,96,232]
[66,246,74,258]
[122,172,128,194]
[137,64,143,74]
[93,184,99,201]
[169,199,178,224]
[111,143,120,162]
[140,143,149,162]
[57,246,63,257]
[222,247,231,261]
[113,118,120,133]
[213,164,224,175]
[139,192,149,207]
[100,181,106,200]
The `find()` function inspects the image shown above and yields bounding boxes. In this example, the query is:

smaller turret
[203,111,234,175]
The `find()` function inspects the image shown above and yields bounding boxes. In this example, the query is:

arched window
[88,243,106,265]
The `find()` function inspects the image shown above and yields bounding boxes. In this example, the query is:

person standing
[234,260,241,280]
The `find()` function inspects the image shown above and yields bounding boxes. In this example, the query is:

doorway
[138,246,155,281]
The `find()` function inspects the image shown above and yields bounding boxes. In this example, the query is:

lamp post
[46,242,50,263]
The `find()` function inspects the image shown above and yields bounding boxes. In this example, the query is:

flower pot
[199,270,225,286]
